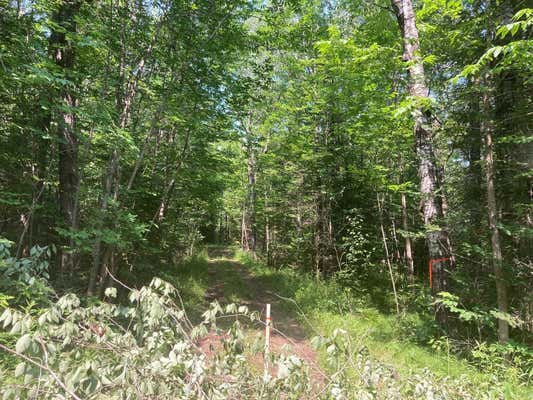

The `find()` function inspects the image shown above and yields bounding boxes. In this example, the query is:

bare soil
[201,250,325,391]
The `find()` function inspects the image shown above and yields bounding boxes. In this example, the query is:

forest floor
[166,247,532,399]
[201,247,325,388]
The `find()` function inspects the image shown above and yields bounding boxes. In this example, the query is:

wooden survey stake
[264,303,271,380]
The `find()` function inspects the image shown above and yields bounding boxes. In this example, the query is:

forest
[0,0,532,398]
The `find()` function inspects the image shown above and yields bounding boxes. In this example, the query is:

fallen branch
[0,341,82,400]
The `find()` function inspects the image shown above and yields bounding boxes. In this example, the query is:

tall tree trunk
[401,190,415,284]
[377,193,400,315]
[398,156,414,283]
[241,201,249,251]
[313,124,325,278]
[264,188,271,264]
[391,0,453,324]
[390,210,401,262]
[481,76,509,344]
[247,145,257,257]
[50,0,81,273]
[265,216,271,263]
[87,149,119,296]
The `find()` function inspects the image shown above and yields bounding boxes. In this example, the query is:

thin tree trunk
[247,145,257,257]
[265,217,271,262]
[401,190,415,284]
[391,0,453,325]
[313,124,324,279]
[50,0,81,272]
[241,201,249,251]
[87,149,119,296]
[390,212,401,262]
[226,213,230,243]
[264,189,271,262]
[152,125,192,224]
[16,180,46,258]
[399,155,415,284]
[377,193,401,315]
[481,75,509,344]
[126,101,166,191]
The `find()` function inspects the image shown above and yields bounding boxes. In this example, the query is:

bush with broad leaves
[0,277,523,399]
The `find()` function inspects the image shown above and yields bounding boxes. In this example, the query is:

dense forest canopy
[0,0,532,398]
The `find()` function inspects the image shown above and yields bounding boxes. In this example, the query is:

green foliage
[294,279,355,315]
[437,292,524,331]
[497,8,533,39]
[3,266,529,399]
[236,250,531,395]
[471,341,533,383]
[1,0,532,397]
[458,7,533,78]
[0,239,53,308]
[1,278,311,399]
[340,211,376,271]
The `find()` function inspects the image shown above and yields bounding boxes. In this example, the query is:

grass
[161,250,211,318]
[1,245,531,398]
[207,258,251,303]
[232,248,533,399]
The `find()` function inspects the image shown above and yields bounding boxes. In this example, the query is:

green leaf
[14,362,25,377]
[104,287,117,298]
[15,334,31,354]
[0,309,12,328]
[2,388,15,400]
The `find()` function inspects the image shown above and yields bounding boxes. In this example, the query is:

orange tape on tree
[429,258,451,289]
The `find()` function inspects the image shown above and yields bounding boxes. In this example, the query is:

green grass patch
[235,249,533,399]
[164,251,210,317]
[208,259,251,303]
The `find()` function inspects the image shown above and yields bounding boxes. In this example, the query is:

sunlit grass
[234,249,533,400]
[134,246,531,399]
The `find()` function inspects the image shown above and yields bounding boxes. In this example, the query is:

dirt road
[203,249,324,386]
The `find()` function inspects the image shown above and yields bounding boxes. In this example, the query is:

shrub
[0,275,520,399]
[0,238,53,308]
[471,341,533,384]
[0,278,314,399]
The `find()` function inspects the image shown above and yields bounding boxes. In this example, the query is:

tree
[480,76,509,343]
[390,0,453,324]
[50,0,82,272]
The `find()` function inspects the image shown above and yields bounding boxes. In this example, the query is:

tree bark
[377,193,401,315]
[398,156,414,284]
[50,0,81,272]
[481,76,509,344]
[241,200,249,251]
[247,144,257,257]
[264,188,271,264]
[391,0,453,324]
[401,190,415,284]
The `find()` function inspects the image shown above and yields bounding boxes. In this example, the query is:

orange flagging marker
[429,258,450,288]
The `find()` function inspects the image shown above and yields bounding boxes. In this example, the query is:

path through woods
[202,248,324,387]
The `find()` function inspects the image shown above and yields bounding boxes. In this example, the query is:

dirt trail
[203,248,324,386]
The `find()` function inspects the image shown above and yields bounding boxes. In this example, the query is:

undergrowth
[1,243,531,399]
[234,248,533,399]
